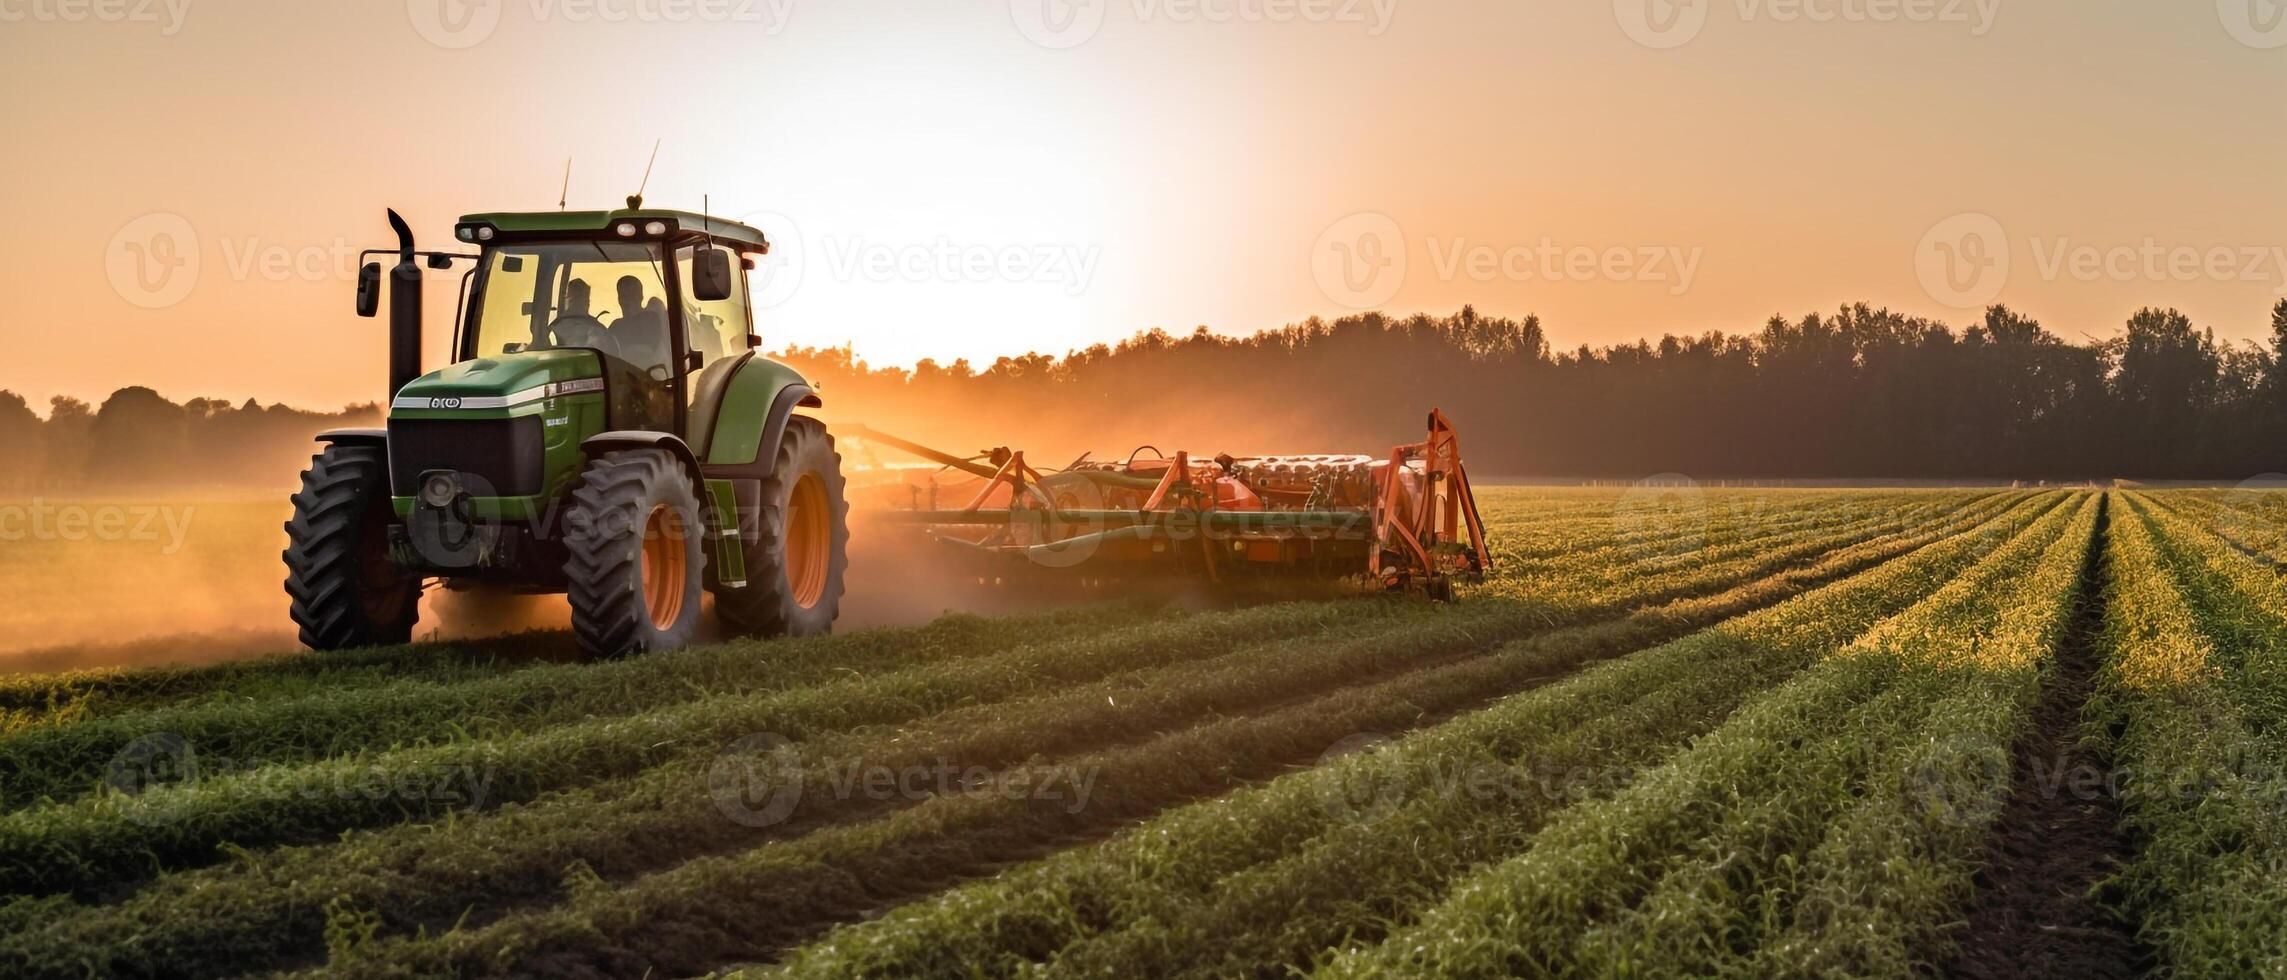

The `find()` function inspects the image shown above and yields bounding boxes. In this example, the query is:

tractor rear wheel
[716,416,848,638]
[284,444,421,650]
[564,449,707,658]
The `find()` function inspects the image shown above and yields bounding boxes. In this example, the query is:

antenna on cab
[627,139,660,210]
[558,157,572,211]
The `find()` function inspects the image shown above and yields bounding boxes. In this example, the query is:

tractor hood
[390,349,603,413]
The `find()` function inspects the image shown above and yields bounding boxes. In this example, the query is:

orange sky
[3,0,2284,412]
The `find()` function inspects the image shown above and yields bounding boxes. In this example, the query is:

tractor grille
[388,416,547,497]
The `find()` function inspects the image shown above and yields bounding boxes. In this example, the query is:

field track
[5,487,2287,978]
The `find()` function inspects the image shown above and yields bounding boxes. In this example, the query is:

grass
[15,486,2274,979]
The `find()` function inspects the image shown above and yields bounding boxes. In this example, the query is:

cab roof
[457,209,770,251]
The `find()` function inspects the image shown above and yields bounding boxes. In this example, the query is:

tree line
[6,300,2284,488]
[0,389,378,490]
[778,301,2287,481]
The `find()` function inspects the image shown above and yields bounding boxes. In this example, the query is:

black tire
[564,448,707,658]
[716,416,848,638]
[283,445,421,650]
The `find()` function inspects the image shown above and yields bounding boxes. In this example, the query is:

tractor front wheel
[716,416,848,638]
[283,444,421,650]
[564,449,707,658]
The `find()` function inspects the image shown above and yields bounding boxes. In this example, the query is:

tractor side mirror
[691,248,734,302]
[355,262,382,318]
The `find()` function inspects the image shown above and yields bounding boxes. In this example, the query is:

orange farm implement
[850,410,1490,599]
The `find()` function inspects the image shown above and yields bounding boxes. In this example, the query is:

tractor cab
[289,208,847,659]
[440,211,762,435]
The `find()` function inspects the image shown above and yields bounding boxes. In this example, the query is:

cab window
[676,243,752,367]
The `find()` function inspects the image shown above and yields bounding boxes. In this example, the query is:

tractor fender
[314,428,389,449]
[581,431,704,488]
[696,356,821,482]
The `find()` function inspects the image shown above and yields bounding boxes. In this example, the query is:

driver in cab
[610,276,672,373]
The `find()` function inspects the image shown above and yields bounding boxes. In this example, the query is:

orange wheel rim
[786,474,831,609]
[640,504,688,631]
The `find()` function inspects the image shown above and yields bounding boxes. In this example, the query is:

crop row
[2094,493,2287,977]
[0,491,2014,903]
[0,494,2033,978]
[731,494,2066,979]
[0,600,1185,808]
[1322,491,2097,977]
[0,489,1975,810]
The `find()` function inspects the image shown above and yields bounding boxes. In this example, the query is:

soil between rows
[1944,495,2148,979]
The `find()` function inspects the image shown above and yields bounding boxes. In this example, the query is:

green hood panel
[394,350,602,404]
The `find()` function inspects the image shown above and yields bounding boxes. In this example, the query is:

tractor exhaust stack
[385,208,422,396]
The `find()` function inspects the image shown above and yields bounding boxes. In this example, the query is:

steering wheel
[547,314,620,357]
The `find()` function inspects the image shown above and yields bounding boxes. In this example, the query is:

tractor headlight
[643,221,667,236]
[476,226,494,241]
[456,227,476,242]
[615,222,638,237]
[419,471,464,509]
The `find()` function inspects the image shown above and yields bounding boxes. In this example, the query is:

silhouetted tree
[0,391,39,490]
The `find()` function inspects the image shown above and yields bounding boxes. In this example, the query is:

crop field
[6,486,2287,977]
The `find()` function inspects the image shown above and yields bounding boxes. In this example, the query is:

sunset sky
[3,0,2283,411]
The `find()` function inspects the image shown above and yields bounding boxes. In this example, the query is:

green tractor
[284,207,847,658]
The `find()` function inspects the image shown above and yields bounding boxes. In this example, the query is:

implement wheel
[283,444,421,650]
[565,448,707,658]
[716,416,848,638]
